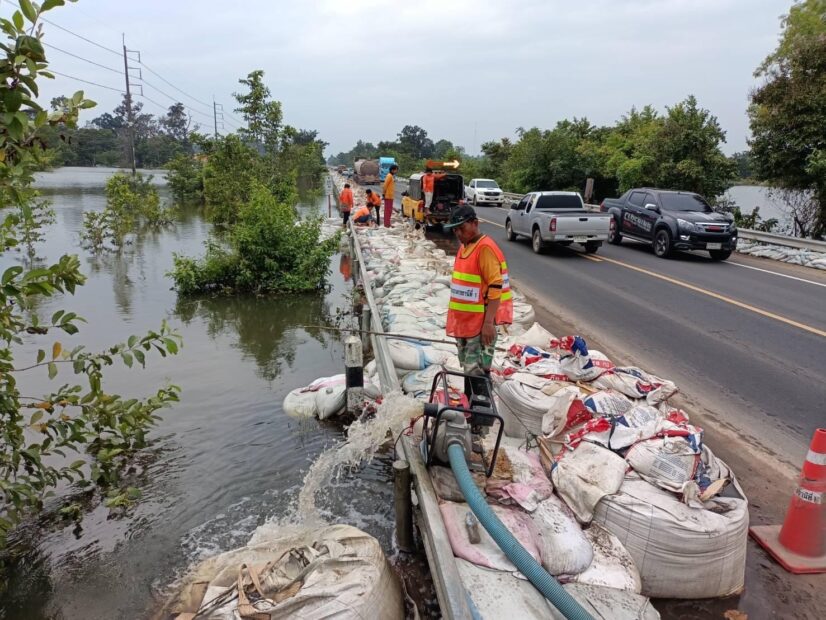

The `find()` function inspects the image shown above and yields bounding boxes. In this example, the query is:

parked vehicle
[379,156,397,182]
[466,178,504,207]
[353,158,379,184]
[402,171,465,228]
[505,191,611,254]
[600,188,737,260]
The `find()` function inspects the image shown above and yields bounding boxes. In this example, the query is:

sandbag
[552,442,627,523]
[530,495,593,576]
[163,524,403,620]
[564,524,642,593]
[625,436,701,493]
[440,501,542,572]
[593,475,749,598]
[512,322,556,349]
[582,389,634,417]
[485,441,553,512]
[495,379,561,436]
[548,584,661,620]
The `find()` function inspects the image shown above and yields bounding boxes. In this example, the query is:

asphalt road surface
[385,187,826,467]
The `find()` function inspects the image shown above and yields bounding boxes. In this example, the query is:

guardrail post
[394,459,414,552]
[345,336,363,414]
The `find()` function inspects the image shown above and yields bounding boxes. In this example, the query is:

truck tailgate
[552,212,611,240]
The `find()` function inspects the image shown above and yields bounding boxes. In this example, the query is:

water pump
[420,369,504,477]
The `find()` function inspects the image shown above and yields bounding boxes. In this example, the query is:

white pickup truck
[465,178,504,207]
[505,191,612,254]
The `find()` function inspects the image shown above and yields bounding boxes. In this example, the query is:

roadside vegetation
[168,70,338,294]
[0,1,182,552]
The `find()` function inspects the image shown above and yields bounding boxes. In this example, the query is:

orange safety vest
[352,206,371,220]
[366,193,381,207]
[446,235,513,338]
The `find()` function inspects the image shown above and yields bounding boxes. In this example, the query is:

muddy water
[0,168,396,619]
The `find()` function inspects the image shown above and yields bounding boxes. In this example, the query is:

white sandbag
[495,379,561,436]
[548,584,661,620]
[387,339,429,370]
[625,436,700,493]
[577,405,664,451]
[582,390,634,416]
[163,524,403,620]
[565,524,642,593]
[593,475,749,599]
[552,442,627,523]
[440,501,542,572]
[530,494,593,576]
[457,559,551,620]
[282,387,318,418]
[540,386,582,436]
[513,322,556,349]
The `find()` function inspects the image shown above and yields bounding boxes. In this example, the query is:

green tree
[234,69,283,153]
[0,0,181,549]
[749,0,826,237]
[397,124,434,159]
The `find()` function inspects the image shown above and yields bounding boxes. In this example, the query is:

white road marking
[727,260,826,289]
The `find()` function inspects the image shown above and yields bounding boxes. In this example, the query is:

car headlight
[677,218,696,233]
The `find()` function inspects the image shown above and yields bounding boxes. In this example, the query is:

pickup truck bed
[505,191,612,254]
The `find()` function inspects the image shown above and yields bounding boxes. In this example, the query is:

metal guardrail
[738,229,826,252]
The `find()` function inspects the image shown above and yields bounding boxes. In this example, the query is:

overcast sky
[7,0,793,156]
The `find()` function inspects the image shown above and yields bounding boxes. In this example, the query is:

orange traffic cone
[750,428,826,574]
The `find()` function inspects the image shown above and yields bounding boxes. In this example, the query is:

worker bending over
[351,205,375,226]
[366,189,382,226]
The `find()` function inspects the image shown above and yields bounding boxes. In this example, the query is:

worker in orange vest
[339,183,354,226]
[365,189,382,226]
[444,205,513,391]
[351,205,374,226]
[381,164,398,228]
[421,167,446,213]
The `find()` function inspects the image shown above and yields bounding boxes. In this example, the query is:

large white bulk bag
[564,524,642,593]
[162,525,403,619]
[552,442,627,523]
[592,475,749,599]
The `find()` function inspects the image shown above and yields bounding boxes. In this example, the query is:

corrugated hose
[447,442,594,620]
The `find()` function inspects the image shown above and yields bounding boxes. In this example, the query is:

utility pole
[212,99,224,138]
[122,35,136,175]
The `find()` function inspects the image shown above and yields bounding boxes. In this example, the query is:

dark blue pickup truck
[600,188,737,260]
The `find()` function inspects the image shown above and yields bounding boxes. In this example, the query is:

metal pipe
[394,460,414,552]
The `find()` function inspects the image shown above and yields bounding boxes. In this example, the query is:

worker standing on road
[421,167,445,214]
[382,164,398,228]
[339,183,354,227]
[444,205,512,389]
[366,189,382,226]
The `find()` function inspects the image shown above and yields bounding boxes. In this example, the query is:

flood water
[724,185,792,230]
[0,168,396,619]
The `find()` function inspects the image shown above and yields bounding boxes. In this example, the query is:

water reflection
[173,293,340,381]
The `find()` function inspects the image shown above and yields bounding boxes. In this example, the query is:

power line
[51,70,124,93]
[139,61,212,111]
[44,42,123,75]
[140,78,213,120]
[38,14,122,58]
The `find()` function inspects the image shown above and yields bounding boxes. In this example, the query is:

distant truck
[353,158,380,184]
[505,191,611,254]
[466,178,504,207]
[402,171,465,228]
[600,188,737,260]
[378,156,397,182]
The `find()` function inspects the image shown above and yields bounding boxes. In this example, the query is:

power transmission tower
[213,99,224,138]
[121,36,142,175]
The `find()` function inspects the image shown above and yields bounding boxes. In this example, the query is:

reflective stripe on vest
[446,235,513,338]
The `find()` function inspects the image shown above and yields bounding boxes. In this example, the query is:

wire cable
[50,70,124,93]
[44,42,124,75]
[139,60,212,111]
[140,78,213,120]
[38,15,122,58]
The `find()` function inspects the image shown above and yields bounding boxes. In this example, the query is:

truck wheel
[472,194,478,206]
[505,219,517,241]
[607,219,622,245]
[709,249,732,261]
[584,241,601,254]
[653,229,673,258]
[531,228,545,254]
